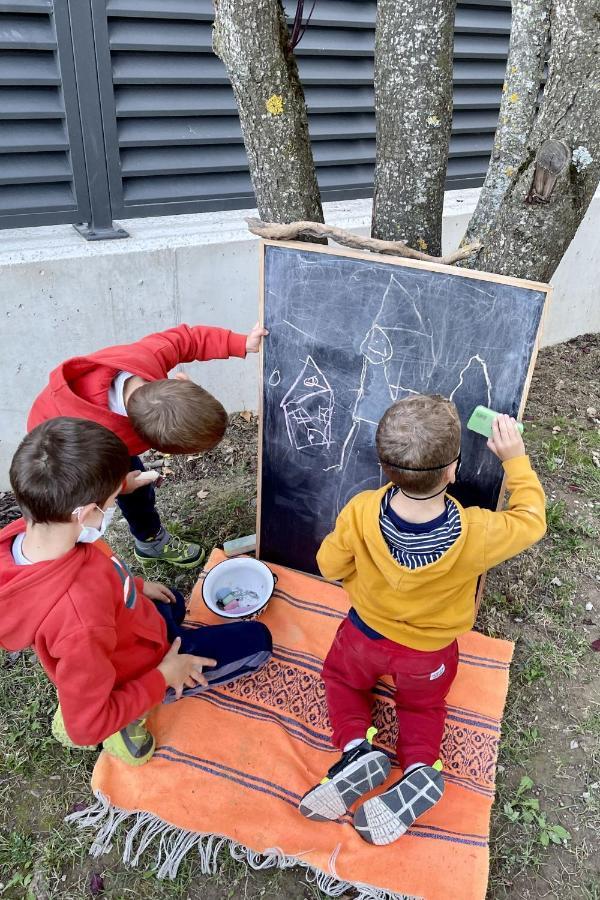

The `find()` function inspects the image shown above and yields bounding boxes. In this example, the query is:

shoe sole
[134,551,205,570]
[299,751,391,822]
[354,766,444,845]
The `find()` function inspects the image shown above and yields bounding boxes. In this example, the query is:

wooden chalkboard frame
[256,239,552,613]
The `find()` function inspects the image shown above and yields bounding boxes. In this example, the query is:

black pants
[116,456,162,542]
[155,590,273,701]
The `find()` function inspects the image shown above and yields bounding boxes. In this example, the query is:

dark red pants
[322,617,459,770]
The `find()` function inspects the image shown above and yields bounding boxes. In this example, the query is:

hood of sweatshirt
[0,519,93,650]
[356,485,472,593]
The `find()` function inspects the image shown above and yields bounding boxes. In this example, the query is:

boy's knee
[248,620,273,653]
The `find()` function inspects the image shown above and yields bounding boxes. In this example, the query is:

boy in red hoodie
[27,322,266,568]
[0,417,272,764]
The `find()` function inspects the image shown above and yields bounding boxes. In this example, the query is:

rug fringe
[66,792,420,899]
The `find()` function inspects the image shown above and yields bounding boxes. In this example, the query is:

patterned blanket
[70,549,513,900]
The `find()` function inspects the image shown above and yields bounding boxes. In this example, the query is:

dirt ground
[1,335,599,900]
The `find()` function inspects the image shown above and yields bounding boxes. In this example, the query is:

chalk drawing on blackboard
[268,369,281,387]
[280,356,334,452]
[449,355,492,407]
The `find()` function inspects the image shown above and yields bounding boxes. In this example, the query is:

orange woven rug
[69,550,514,900]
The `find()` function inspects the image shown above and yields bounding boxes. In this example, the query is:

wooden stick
[246,218,481,266]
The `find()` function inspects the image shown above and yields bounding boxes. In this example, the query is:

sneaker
[134,533,205,569]
[102,718,155,766]
[299,728,391,822]
[51,706,96,751]
[353,763,444,845]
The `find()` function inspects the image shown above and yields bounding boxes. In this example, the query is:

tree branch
[463,0,551,247]
[247,218,481,265]
[371,0,457,255]
[213,0,323,224]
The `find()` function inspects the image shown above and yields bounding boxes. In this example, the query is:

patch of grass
[517,635,589,685]
[503,776,571,848]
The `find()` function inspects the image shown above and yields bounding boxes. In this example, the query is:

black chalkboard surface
[258,241,549,576]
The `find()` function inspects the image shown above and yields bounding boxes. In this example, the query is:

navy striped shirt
[379,488,461,569]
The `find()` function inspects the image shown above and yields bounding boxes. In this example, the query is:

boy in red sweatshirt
[0,417,272,764]
[299,395,546,845]
[27,322,266,568]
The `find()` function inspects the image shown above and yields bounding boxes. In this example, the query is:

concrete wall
[1,188,599,488]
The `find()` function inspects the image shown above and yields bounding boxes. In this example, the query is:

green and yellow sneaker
[134,533,205,569]
[52,706,96,751]
[299,727,391,822]
[102,718,155,767]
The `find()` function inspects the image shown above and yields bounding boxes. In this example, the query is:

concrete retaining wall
[1,188,599,487]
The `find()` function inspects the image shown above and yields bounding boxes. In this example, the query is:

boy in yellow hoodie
[299,395,546,845]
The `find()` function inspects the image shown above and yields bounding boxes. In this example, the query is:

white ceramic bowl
[202,557,277,620]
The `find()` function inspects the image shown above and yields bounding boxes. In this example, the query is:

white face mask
[73,505,116,544]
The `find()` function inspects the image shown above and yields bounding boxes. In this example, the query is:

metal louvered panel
[91,0,511,218]
[1,0,513,231]
[0,0,90,228]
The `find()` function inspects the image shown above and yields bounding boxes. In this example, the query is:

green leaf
[523,798,540,810]
[551,825,571,841]
[540,830,550,847]
[517,775,534,795]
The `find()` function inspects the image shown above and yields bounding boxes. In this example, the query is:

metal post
[66,0,128,240]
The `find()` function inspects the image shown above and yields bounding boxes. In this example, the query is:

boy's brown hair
[10,417,130,524]
[376,394,461,494]
[126,379,228,454]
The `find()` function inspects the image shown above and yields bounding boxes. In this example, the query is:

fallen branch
[246,218,481,265]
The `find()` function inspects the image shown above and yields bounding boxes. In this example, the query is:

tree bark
[463,0,551,247]
[371,0,457,255]
[213,0,323,224]
[465,0,600,281]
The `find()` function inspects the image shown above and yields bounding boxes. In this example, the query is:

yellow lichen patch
[426,115,440,127]
[505,166,515,176]
[509,93,519,103]
[266,94,284,116]
[416,238,428,251]
[502,82,507,92]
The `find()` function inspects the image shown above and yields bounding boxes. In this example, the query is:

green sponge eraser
[467,405,524,438]
[223,534,256,557]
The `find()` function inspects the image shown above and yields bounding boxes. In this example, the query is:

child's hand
[143,581,176,604]
[158,637,216,699]
[246,322,269,353]
[487,414,526,462]
[120,470,159,494]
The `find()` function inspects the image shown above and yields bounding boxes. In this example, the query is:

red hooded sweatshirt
[27,324,247,455]
[0,519,169,746]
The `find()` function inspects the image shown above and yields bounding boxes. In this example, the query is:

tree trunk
[213,0,323,224]
[371,0,457,255]
[465,0,600,281]
[463,0,551,247]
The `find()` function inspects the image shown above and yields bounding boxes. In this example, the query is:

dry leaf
[162,467,174,476]
[552,425,562,434]
[196,489,209,500]
[239,410,253,422]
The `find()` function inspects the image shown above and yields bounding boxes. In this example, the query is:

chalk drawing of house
[280,356,334,452]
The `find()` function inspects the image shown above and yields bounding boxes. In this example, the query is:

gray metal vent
[95,0,511,217]
[0,0,90,226]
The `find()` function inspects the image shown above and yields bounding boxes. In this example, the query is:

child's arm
[89,324,251,379]
[316,504,358,582]
[53,626,168,747]
[480,415,547,570]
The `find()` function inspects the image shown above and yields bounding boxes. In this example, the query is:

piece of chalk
[223,534,257,557]
[467,405,524,439]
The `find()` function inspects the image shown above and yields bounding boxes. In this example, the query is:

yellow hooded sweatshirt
[316,455,546,651]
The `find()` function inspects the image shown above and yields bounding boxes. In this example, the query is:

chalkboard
[258,240,549,576]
